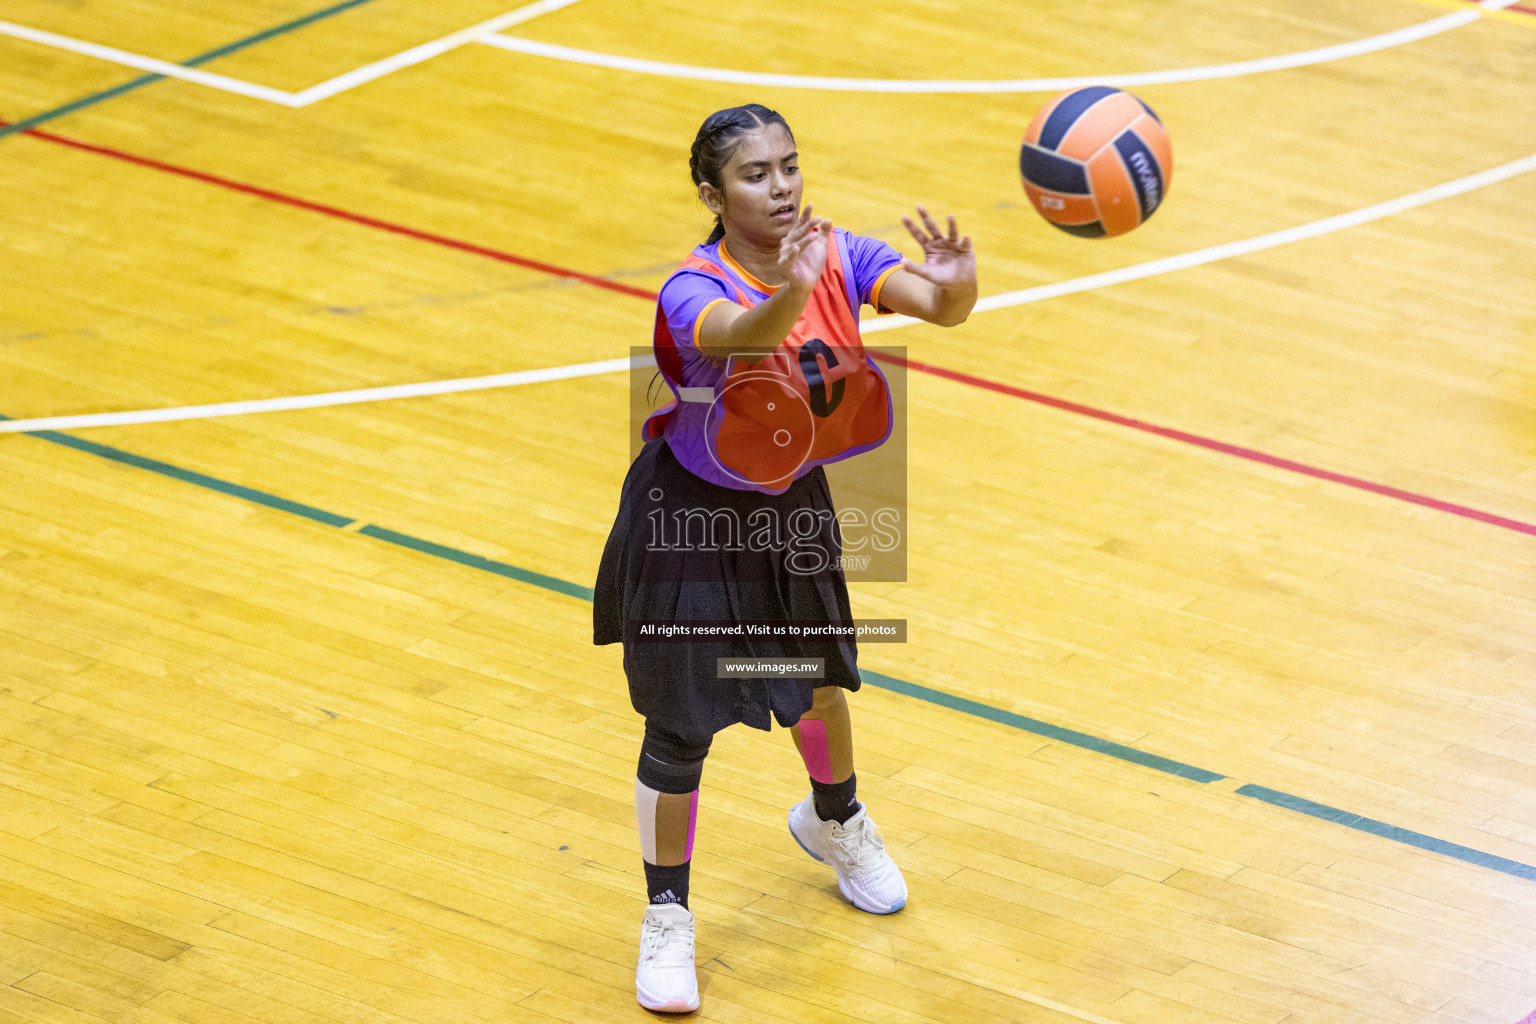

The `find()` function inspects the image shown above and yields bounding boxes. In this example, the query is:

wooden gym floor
[1,1,1534,1021]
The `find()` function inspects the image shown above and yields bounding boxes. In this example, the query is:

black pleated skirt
[593,439,860,741]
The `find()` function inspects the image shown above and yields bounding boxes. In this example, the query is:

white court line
[0,0,587,109]
[0,358,646,434]
[0,19,306,105]
[289,0,586,106]
[0,0,1515,107]
[863,150,1536,333]
[4,146,1534,435]
[480,0,1516,93]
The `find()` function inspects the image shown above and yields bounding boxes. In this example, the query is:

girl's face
[708,124,802,244]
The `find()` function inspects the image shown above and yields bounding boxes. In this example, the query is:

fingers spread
[902,216,929,247]
[918,205,943,238]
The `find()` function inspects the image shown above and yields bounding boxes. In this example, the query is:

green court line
[2,417,351,526]
[359,524,595,601]
[9,419,1536,884]
[1236,785,1536,882]
[858,670,1224,783]
[0,0,378,141]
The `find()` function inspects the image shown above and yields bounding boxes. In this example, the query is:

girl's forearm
[697,280,813,360]
[930,280,977,328]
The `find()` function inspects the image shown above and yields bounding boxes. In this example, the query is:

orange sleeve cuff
[692,298,730,348]
[869,263,902,315]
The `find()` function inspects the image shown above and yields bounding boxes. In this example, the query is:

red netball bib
[645,232,893,493]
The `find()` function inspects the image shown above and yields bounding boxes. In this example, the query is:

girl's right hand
[778,203,831,291]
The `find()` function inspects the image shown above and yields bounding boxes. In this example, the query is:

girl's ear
[698,181,723,217]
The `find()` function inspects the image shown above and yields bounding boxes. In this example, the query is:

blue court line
[8,418,1535,884]
[0,0,378,142]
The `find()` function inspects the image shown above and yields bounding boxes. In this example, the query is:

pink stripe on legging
[684,789,698,861]
[797,719,838,784]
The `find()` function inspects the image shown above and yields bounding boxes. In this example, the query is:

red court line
[881,355,1536,537]
[12,120,1536,539]
[1461,0,1536,16]
[2,121,656,301]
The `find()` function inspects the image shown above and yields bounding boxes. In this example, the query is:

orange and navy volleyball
[1020,86,1172,238]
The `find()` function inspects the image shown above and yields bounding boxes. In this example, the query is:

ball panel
[1135,115,1174,192]
[1035,85,1120,151]
[1053,221,1107,239]
[1019,145,1090,196]
[1023,91,1071,147]
[1055,91,1148,162]
[1022,182,1101,227]
[1086,148,1142,237]
[1111,127,1166,221]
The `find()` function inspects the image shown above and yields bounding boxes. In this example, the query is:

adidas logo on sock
[651,889,681,905]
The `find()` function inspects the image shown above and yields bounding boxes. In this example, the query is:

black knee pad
[638,722,711,794]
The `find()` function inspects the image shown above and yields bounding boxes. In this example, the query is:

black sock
[811,771,860,824]
[644,860,691,910]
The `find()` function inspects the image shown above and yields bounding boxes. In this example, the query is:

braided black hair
[689,104,795,244]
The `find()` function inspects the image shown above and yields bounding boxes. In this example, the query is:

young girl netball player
[594,103,976,1012]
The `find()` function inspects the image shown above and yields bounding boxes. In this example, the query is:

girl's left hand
[900,206,976,291]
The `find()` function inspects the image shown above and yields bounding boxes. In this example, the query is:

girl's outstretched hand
[778,203,832,291]
[901,206,975,291]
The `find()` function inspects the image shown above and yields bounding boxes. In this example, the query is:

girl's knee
[811,685,847,712]
[639,721,712,794]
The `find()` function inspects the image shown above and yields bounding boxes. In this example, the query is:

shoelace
[829,815,885,869]
[642,915,694,969]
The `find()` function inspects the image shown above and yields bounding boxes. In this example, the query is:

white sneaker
[635,903,699,1012]
[788,794,908,914]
